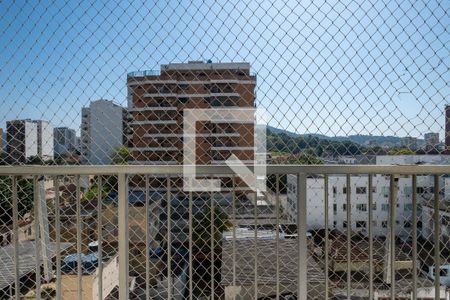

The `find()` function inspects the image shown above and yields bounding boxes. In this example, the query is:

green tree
[112,146,131,165]
[267,153,323,193]
[26,155,45,165]
[0,176,34,225]
[192,206,232,254]
[388,148,415,155]
[82,185,108,202]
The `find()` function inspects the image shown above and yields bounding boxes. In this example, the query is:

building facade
[6,119,38,164]
[286,155,450,238]
[54,127,77,154]
[6,119,54,163]
[127,61,256,165]
[401,136,418,150]
[126,61,256,190]
[424,132,439,147]
[80,100,125,165]
[34,120,54,161]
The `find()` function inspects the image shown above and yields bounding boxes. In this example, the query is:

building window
[404,221,412,228]
[342,204,347,211]
[372,203,377,210]
[416,187,425,194]
[381,204,389,211]
[356,187,367,194]
[356,221,366,228]
[441,216,450,226]
[371,187,377,193]
[343,221,347,228]
[333,221,337,227]
[356,203,367,211]
[403,186,412,196]
[404,204,413,211]
[382,221,388,228]
[333,187,337,194]
[343,187,347,194]
[333,204,337,214]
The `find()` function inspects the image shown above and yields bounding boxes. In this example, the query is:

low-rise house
[221,239,326,299]
[0,241,71,298]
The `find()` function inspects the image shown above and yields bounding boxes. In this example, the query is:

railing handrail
[0,164,449,175]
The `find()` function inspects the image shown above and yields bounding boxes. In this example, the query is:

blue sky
[0,0,448,138]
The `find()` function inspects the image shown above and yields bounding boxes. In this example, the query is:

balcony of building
[0,165,449,300]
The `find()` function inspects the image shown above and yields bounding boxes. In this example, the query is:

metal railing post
[188,190,193,300]
[324,174,329,300]
[34,176,41,300]
[368,174,374,300]
[167,176,172,299]
[12,176,20,300]
[346,174,351,300]
[433,175,440,300]
[118,173,129,300]
[76,175,82,300]
[54,177,62,300]
[145,175,150,299]
[412,175,417,300]
[276,174,280,300]
[387,175,397,300]
[97,176,103,300]
[297,173,307,300]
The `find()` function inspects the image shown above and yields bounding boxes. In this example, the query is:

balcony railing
[127,70,160,78]
[0,165,449,300]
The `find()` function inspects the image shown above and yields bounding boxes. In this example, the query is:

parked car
[427,264,450,287]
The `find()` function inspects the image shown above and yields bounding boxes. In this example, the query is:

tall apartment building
[6,119,54,164]
[126,61,256,190]
[34,120,54,161]
[80,99,126,165]
[54,127,77,154]
[401,136,418,150]
[424,132,439,147]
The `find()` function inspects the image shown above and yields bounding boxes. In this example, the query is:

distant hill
[267,126,424,147]
[267,126,300,137]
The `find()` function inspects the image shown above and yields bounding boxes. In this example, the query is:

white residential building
[54,127,77,154]
[6,119,54,163]
[421,200,450,246]
[286,155,450,238]
[34,120,54,160]
[80,99,124,165]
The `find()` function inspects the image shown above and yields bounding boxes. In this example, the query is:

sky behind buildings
[0,0,448,138]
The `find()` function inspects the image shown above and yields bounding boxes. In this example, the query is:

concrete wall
[24,121,38,159]
[61,274,94,300]
[81,100,123,165]
[37,120,54,160]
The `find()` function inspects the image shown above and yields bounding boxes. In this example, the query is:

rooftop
[221,239,326,298]
[162,61,250,71]
[0,241,71,290]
